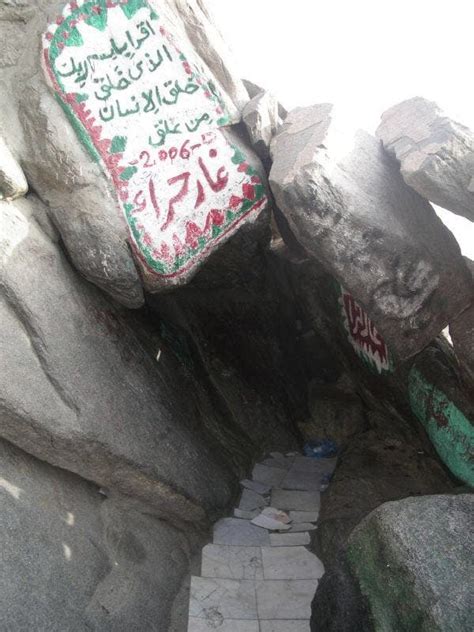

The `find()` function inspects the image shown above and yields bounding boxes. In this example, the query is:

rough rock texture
[310,410,454,632]
[301,380,367,446]
[0,195,242,523]
[347,495,474,632]
[150,250,304,455]
[0,437,203,632]
[0,0,267,305]
[270,103,473,361]
[377,97,474,222]
[450,258,474,388]
[0,136,27,200]
[242,91,282,166]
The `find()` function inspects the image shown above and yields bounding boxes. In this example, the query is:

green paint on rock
[120,0,149,19]
[409,367,474,485]
[110,135,127,154]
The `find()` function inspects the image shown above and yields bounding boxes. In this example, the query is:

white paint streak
[0,477,22,500]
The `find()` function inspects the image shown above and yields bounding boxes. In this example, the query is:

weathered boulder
[0,438,203,632]
[270,104,472,361]
[0,195,240,523]
[0,136,27,200]
[310,410,455,632]
[242,91,282,166]
[347,495,474,632]
[2,0,269,303]
[377,97,474,222]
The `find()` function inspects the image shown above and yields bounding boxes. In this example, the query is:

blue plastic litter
[303,439,338,459]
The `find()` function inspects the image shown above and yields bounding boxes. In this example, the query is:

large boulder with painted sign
[377,97,474,223]
[2,0,268,305]
[269,103,473,361]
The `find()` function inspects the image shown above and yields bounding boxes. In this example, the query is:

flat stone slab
[289,523,317,533]
[289,511,319,523]
[271,489,320,512]
[213,518,270,546]
[262,457,294,471]
[260,622,310,632]
[270,532,311,547]
[252,463,287,487]
[238,489,269,512]
[240,479,271,495]
[280,469,322,492]
[234,508,260,520]
[201,544,263,580]
[189,577,257,620]
[255,579,318,620]
[261,547,324,580]
[188,619,259,632]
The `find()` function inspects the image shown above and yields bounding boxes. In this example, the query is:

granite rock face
[347,495,474,632]
[0,438,201,632]
[0,195,237,523]
[377,97,474,222]
[270,103,472,360]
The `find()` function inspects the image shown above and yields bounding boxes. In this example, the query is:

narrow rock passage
[187,452,336,631]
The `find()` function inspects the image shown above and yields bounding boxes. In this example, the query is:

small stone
[201,544,263,580]
[255,579,318,619]
[252,463,287,487]
[189,576,257,620]
[234,508,260,520]
[271,489,320,512]
[238,488,269,512]
[289,511,319,523]
[261,546,325,580]
[270,532,311,547]
[240,479,271,495]
[251,508,292,531]
[213,518,270,546]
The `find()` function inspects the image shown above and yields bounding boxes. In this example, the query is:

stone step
[261,546,324,580]
[271,489,320,513]
[256,579,319,620]
[188,619,259,631]
[189,576,258,621]
[260,621,311,632]
[238,489,269,512]
[201,544,263,580]
[189,577,318,625]
[213,518,271,546]
[270,532,311,547]
[252,463,287,487]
